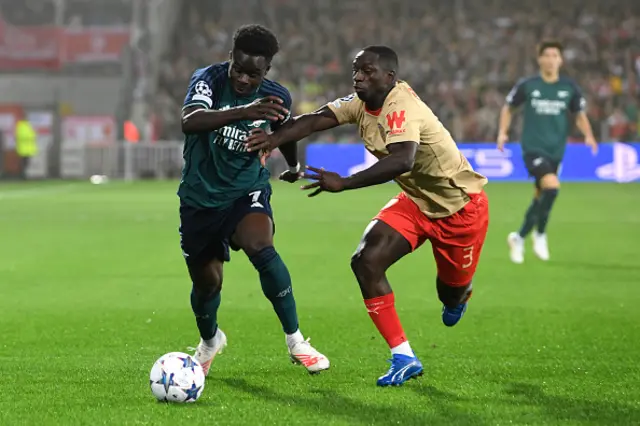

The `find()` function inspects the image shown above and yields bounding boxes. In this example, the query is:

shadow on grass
[174,376,639,425]
[223,377,485,425]
[503,382,640,424]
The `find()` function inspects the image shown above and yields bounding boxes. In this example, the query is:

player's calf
[437,278,472,327]
[188,259,223,343]
[350,220,423,385]
[235,210,330,373]
[248,245,299,333]
[534,174,559,260]
[248,245,330,373]
[187,258,226,376]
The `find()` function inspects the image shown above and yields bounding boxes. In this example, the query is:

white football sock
[286,329,304,348]
[390,341,414,357]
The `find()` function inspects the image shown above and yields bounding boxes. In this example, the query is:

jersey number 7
[249,191,264,208]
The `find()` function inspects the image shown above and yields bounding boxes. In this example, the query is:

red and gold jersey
[327,81,488,218]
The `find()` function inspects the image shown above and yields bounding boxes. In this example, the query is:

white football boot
[194,329,227,376]
[289,338,330,374]
[533,231,550,261]
[508,232,525,264]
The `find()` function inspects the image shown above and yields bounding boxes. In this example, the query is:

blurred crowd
[155,0,640,143]
[64,0,132,27]
[3,0,639,143]
[0,0,132,27]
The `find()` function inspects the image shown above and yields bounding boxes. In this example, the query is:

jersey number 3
[249,191,263,208]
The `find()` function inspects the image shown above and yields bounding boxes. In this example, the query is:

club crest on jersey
[386,110,406,135]
[248,120,267,128]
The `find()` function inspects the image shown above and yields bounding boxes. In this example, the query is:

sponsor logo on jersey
[531,99,567,115]
[386,110,406,135]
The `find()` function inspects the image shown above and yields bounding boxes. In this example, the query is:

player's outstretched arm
[244,106,340,153]
[343,141,417,189]
[181,96,289,134]
[301,142,417,197]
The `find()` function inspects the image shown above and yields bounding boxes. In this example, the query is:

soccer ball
[149,352,205,403]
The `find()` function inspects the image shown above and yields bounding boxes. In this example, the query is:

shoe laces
[294,337,321,354]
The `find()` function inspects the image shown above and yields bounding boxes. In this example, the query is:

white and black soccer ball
[149,352,205,403]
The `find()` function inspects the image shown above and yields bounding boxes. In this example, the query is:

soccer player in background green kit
[179,24,329,375]
[497,40,598,264]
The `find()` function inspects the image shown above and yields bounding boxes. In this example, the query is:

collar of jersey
[364,82,401,116]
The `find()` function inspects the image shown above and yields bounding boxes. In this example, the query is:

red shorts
[374,191,489,286]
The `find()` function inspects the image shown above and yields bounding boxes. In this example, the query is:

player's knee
[539,174,560,190]
[436,277,472,308]
[248,245,279,273]
[189,260,223,296]
[242,239,273,258]
[351,248,385,283]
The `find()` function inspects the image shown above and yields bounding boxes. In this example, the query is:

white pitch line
[0,183,82,200]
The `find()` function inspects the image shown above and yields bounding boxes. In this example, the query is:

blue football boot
[376,353,423,387]
[442,302,467,327]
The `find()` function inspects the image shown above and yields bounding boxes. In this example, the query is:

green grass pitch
[1,180,639,425]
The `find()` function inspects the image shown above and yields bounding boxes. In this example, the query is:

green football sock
[518,197,540,238]
[537,189,559,234]
[249,247,299,334]
[190,288,221,341]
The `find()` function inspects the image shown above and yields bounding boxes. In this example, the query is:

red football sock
[364,293,407,348]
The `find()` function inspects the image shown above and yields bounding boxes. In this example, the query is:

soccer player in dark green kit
[497,40,598,264]
[179,24,329,375]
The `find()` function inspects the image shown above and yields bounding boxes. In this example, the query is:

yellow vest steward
[15,120,38,157]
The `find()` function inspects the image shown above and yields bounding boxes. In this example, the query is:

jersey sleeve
[326,93,360,124]
[183,71,215,110]
[381,101,422,146]
[268,85,293,132]
[505,78,528,108]
[569,81,586,113]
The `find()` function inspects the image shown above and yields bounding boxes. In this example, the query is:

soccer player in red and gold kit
[246,46,489,386]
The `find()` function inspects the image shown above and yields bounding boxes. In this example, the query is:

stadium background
[2,1,640,425]
[0,0,639,181]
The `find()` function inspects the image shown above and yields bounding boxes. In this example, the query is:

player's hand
[245,128,274,153]
[247,129,272,166]
[496,133,508,152]
[586,136,598,155]
[242,96,289,122]
[300,165,346,197]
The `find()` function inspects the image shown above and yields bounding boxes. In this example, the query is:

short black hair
[537,40,563,56]
[232,24,279,60]
[363,45,399,72]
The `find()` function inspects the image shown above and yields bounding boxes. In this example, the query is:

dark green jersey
[506,75,585,161]
[178,62,292,209]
